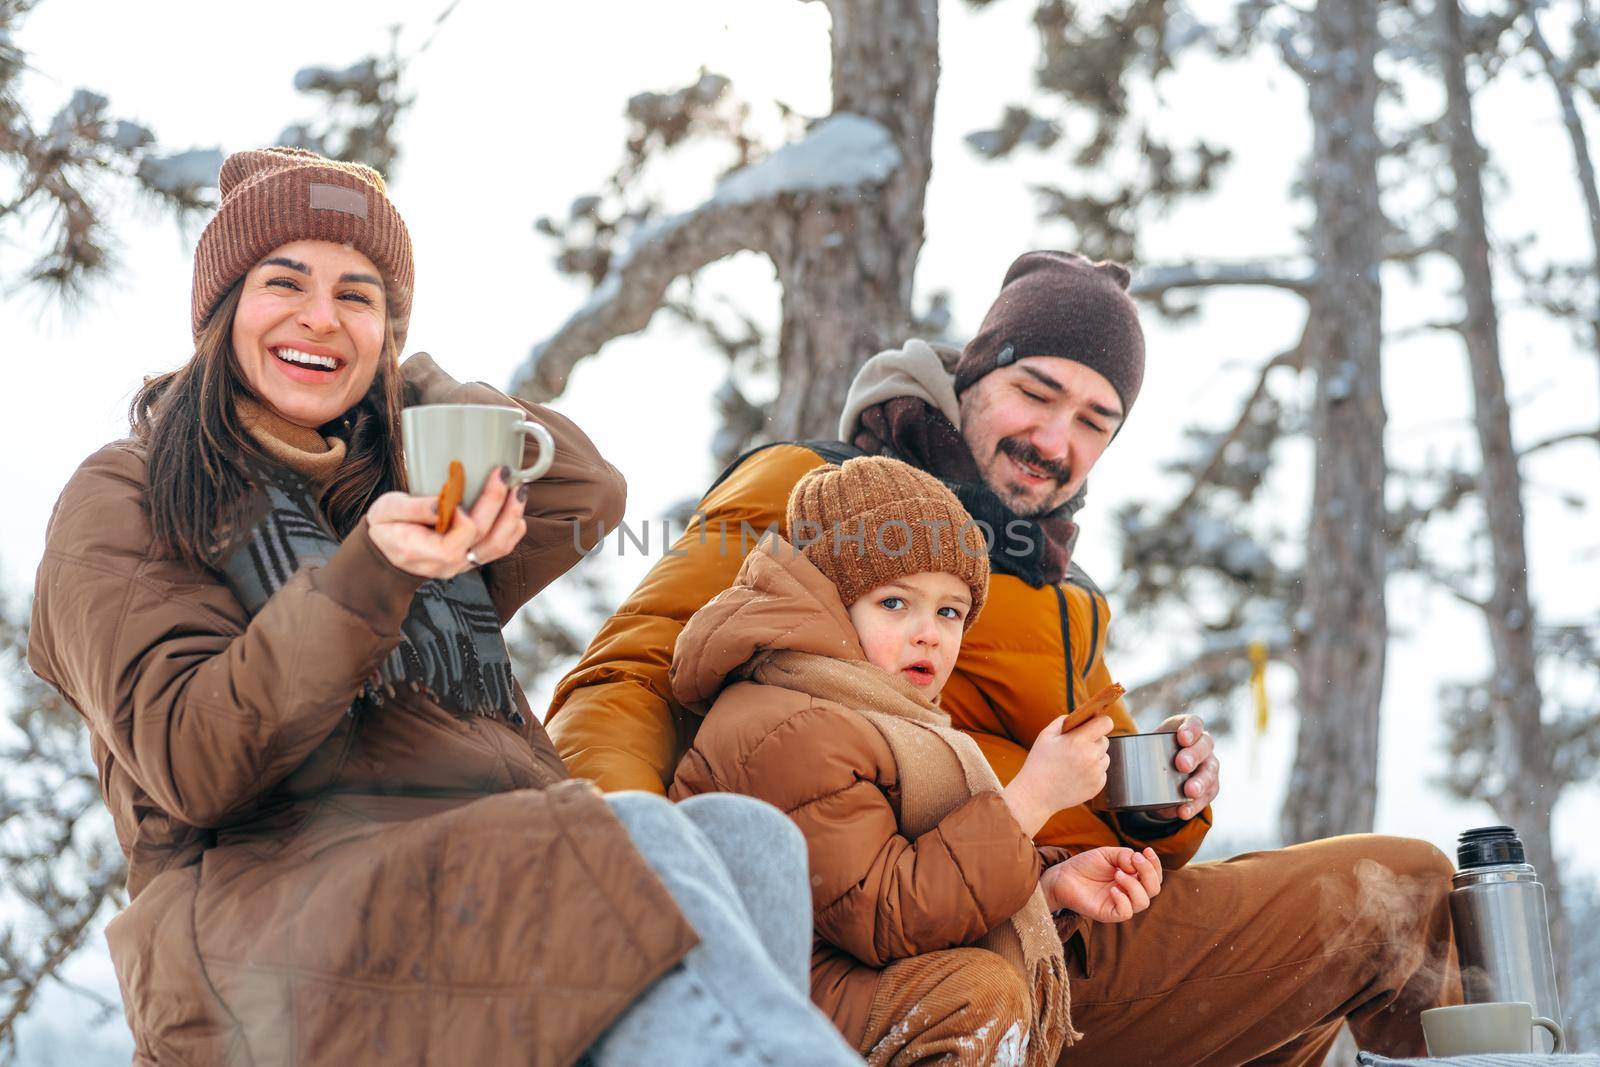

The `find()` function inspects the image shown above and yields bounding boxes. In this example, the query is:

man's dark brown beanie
[191,146,415,351]
[786,456,990,628]
[953,250,1145,419]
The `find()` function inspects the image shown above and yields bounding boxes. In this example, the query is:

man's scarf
[208,462,523,725]
[850,395,1084,587]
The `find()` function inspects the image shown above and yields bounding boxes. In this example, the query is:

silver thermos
[1449,826,1564,1053]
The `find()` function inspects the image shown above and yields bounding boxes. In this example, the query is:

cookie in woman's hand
[435,460,465,534]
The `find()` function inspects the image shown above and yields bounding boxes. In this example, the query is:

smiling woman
[231,240,389,428]
[27,146,858,1066]
[128,148,415,567]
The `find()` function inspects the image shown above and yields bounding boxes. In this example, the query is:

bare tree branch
[1127,236,1449,308]
[1519,0,1600,392]
[1385,232,1453,264]
[1521,426,1600,456]
[1129,258,1320,300]
[1413,559,1491,611]
[1124,631,1292,711]
[1387,318,1469,341]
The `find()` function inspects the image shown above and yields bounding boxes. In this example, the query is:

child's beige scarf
[739,650,1078,1062]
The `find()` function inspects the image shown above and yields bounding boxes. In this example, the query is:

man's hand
[1041,847,1163,923]
[1148,713,1219,821]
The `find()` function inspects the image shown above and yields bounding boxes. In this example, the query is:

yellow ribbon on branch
[1248,639,1270,736]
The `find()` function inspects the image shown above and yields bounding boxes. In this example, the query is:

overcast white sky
[3,1,1598,1060]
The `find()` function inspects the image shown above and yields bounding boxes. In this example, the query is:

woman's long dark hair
[130,281,408,568]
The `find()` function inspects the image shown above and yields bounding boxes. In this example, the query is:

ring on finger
[466,549,482,568]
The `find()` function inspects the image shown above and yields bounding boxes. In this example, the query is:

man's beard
[991,437,1072,517]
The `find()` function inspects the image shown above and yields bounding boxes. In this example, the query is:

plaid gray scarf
[211,463,522,725]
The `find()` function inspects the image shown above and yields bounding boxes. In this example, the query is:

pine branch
[0,588,126,1056]
[1153,332,1308,525]
[0,864,119,1051]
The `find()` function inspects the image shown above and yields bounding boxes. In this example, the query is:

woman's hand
[1001,713,1114,837]
[367,466,528,579]
[1041,846,1163,923]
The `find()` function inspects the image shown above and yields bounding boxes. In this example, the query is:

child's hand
[1041,847,1163,923]
[1000,713,1113,836]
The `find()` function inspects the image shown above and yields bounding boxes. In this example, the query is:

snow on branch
[712,113,900,204]
[1129,258,1319,300]
[512,114,902,402]
[136,148,223,199]
[511,200,775,401]
[293,59,380,95]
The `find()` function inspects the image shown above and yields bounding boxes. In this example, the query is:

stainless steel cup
[1097,731,1188,812]
[401,404,555,507]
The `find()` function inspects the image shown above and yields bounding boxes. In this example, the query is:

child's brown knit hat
[191,146,415,350]
[785,456,990,627]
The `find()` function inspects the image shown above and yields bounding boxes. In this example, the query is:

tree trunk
[768,0,937,440]
[1437,0,1567,998]
[1281,0,1388,844]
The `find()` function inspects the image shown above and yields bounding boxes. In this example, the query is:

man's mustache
[997,438,1070,486]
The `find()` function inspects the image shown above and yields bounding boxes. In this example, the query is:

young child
[669,456,1163,1067]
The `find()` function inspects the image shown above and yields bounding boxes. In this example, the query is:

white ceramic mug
[1421,1001,1565,1056]
[400,404,555,507]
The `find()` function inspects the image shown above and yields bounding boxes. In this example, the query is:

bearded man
[547,251,1460,1065]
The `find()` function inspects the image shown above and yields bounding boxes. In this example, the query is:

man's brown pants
[1059,834,1461,1066]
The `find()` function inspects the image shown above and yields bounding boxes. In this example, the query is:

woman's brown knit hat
[191,146,415,350]
[786,456,990,627]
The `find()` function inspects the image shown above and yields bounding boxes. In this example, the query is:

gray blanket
[1357,1053,1598,1066]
